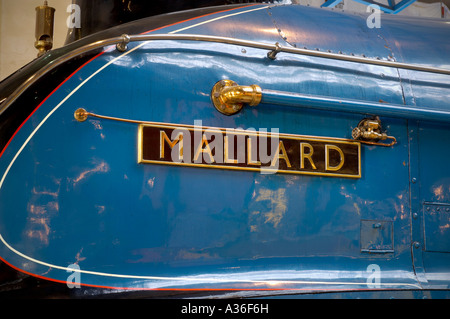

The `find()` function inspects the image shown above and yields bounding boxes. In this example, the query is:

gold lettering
[325,144,345,171]
[300,143,317,170]
[224,135,238,164]
[160,130,183,159]
[271,140,292,168]
[247,137,261,166]
[194,134,215,163]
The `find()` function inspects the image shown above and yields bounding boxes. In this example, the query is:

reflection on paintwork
[440,223,450,234]
[71,160,109,185]
[147,177,155,188]
[258,28,279,36]
[353,202,361,216]
[31,186,59,197]
[89,120,105,139]
[251,188,287,229]
[26,217,50,244]
[433,185,444,200]
[110,53,146,69]
[177,250,216,261]
[95,205,106,214]
[75,248,86,263]
[395,194,407,220]
[24,182,61,246]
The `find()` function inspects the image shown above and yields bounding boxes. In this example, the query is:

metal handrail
[2,33,450,115]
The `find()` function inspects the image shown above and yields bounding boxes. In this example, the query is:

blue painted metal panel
[423,203,450,253]
[0,4,449,296]
[360,220,394,253]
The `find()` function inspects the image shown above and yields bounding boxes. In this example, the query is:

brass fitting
[74,108,88,122]
[352,118,387,141]
[35,1,55,57]
[352,117,396,147]
[211,80,262,115]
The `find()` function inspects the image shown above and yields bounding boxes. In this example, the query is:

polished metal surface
[211,80,262,115]
[34,1,55,57]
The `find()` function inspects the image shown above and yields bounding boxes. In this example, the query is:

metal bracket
[116,34,131,52]
[267,42,282,60]
[352,117,397,147]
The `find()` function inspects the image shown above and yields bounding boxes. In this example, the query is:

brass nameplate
[138,123,361,178]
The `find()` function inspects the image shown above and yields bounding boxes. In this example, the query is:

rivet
[413,213,418,219]
[411,178,417,184]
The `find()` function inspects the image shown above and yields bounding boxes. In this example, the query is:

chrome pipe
[2,33,450,116]
[128,34,450,75]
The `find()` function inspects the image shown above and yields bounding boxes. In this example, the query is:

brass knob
[74,108,88,122]
[211,80,262,115]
